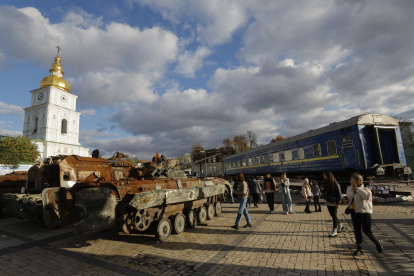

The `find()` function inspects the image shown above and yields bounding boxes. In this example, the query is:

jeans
[351,212,380,249]
[235,197,252,226]
[265,193,275,211]
[281,192,292,212]
[313,196,321,210]
[327,206,338,228]
[230,188,234,203]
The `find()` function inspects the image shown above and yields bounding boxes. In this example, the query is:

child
[311,180,322,212]
[301,178,313,213]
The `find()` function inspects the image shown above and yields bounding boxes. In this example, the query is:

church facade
[22,51,90,159]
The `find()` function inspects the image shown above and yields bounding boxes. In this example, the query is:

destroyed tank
[0,171,28,216]
[2,151,231,241]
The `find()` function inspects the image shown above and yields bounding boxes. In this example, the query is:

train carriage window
[313,144,322,157]
[298,147,305,160]
[342,135,354,150]
[273,152,279,163]
[248,158,253,166]
[242,159,246,166]
[284,150,292,161]
[256,156,260,165]
[327,140,337,155]
[237,160,240,167]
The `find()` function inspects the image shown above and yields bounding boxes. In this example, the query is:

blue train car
[223,114,412,178]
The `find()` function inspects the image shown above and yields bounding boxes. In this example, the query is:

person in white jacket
[301,178,313,213]
[344,173,384,256]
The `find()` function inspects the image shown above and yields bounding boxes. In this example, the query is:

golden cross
[56,45,61,55]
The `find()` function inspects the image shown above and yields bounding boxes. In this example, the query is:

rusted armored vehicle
[2,151,230,241]
[0,171,28,216]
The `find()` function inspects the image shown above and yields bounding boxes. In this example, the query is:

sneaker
[231,225,239,230]
[270,211,274,214]
[243,223,252,228]
[337,223,344,233]
[285,211,289,215]
[376,240,384,253]
[329,228,338,237]
[288,211,295,214]
[352,249,365,256]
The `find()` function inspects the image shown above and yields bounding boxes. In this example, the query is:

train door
[373,127,400,164]
[341,134,359,168]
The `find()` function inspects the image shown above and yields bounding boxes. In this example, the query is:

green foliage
[0,136,39,169]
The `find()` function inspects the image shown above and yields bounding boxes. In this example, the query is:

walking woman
[248,174,261,208]
[322,171,343,237]
[231,172,252,230]
[277,172,295,215]
[301,178,313,213]
[311,180,322,212]
[345,173,383,256]
[261,173,276,213]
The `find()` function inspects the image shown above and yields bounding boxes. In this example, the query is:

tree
[222,137,236,156]
[233,135,249,152]
[270,135,285,143]
[0,136,39,169]
[246,130,258,149]
[190,143,205,173]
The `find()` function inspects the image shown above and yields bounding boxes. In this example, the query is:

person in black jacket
[322,171,343,237]
[248,174,261,208]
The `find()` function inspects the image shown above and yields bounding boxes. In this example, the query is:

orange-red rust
[0,171,27,198]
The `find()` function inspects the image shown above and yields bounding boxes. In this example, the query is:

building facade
[22,51,89,159]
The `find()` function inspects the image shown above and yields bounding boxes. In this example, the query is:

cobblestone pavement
[0,199,413,276]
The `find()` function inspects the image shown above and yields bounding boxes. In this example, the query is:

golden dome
[40,53,71,93]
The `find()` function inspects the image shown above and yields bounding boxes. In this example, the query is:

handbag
[344,197,355,215]
[325,194,336,203]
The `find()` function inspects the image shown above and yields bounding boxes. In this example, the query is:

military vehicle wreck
[2,151,230,241]
[0,171,28,215]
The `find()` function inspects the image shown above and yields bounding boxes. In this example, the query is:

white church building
[22,50,90,159]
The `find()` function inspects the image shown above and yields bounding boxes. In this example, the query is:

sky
[1,0,414,159]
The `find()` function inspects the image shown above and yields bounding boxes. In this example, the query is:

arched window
[61,119,67,134]
[33,117,38,133]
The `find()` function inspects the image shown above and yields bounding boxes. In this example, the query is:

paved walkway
[0,199,413,276]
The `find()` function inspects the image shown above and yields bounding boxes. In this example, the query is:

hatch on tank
[372,126,401,164]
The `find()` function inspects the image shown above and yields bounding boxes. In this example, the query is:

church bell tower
[22,47,90,159]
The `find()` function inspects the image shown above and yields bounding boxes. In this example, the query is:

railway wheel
[134,209,151,231]
[172,213,186,234]
[215,201,222,216]
[156,218,171,242]
[187,209,197,228]
[207,204,215,220]
[198,206,207,223]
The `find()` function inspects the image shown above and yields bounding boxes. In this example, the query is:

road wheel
[134,209,151,231]
[198,206,207,223]
[187,209,197,228]
[155,218,171,242]
[215,201,222,216]
[172,213,186,234]
[207,204,215,220]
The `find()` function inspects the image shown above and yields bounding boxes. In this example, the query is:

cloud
[0,52,7,70]
[174,47,212,77]
[0,121,22,136]
[132,0,252,45]
[80,129,117,142]
[0,6,179,107]
[80,109,96,116]
[0,101,24,115]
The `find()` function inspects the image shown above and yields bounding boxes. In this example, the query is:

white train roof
[223,114,398,160]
